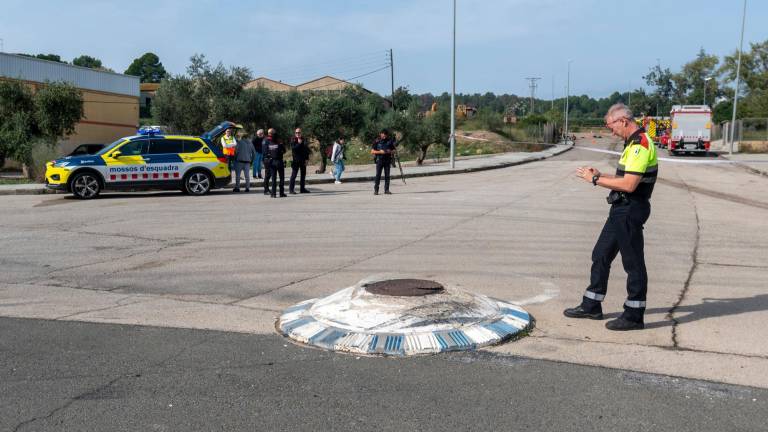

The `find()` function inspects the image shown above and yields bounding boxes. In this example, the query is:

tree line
[153,55,451,170]
[397,40,768,124]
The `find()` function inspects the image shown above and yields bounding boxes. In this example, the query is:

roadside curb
[719,154,768,178]
[0,144,573,196]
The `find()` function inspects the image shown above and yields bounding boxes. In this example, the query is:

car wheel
[185,171,212,196]
[71,172,101,199]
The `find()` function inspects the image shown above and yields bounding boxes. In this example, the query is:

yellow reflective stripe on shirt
[619,133,657,174]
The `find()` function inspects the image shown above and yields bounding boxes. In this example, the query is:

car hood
[51,155,105,167]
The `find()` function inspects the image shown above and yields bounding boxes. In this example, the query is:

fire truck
[669,105,712,156]
[635,116,671,148]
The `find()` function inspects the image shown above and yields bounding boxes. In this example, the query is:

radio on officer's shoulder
[606,190,629,205]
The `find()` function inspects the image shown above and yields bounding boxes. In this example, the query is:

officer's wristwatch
[591,173,600,186]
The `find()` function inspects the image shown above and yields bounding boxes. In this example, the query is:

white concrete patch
[276,276,533,356]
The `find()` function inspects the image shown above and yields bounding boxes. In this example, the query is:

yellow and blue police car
[45,125,234,199]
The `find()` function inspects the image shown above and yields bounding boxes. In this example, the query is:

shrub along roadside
[0,80,83,178]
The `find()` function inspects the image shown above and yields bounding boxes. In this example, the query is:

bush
[29,141,59,181]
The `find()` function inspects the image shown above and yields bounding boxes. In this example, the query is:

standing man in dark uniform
[289,128,311,194]
[262,128,287,198]
[564,103,658,331]
[371,129,396,195]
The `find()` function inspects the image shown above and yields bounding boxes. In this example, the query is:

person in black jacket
[371,129,396,195]
[262,128,287,198]
[289,128,311,194]
[233,132,256,193]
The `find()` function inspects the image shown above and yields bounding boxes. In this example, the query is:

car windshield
[96,138,127,156]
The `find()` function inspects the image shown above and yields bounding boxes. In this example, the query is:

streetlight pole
[656,58,661,116]
[730,0,747,156]
[564,65,570,143]
[449,0,456,168]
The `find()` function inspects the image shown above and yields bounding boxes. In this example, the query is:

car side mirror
[111,151,122,158]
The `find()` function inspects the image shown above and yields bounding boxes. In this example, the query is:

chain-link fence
[721,118,768,153]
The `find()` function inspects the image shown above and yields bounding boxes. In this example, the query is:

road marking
[515,282,560,306]
[571,145,768,164]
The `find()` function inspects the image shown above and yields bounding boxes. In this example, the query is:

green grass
[308,133,550,167]
[0,178,33,185]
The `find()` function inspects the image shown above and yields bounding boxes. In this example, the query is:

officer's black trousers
[268,161,285,196]
[263,161,272,193]
[583,201,651,322]
[289,162,306,192]
[374,159,391,192]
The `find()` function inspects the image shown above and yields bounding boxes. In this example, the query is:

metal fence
[721,118,768,152]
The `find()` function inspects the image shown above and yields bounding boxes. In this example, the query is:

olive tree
[304,91,364,173]
[0,80,83,176]
[153,54,251,134]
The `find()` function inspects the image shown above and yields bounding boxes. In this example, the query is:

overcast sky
[3,0,766,98]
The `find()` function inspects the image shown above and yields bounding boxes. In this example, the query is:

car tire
[184,170,212,196]
[71,172,102,199]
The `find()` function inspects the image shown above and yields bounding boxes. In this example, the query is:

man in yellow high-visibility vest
[221,127,237,170]
[565,103,658,331]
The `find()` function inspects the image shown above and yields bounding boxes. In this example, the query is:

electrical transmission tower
[525,77,541,114]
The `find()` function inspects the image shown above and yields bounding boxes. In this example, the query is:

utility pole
[389,49,395,110]
[730,0,747,155]
[628,81,632,106]
[450,0,456,168]
[525,77,541,114]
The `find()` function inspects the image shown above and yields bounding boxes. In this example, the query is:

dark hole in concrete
[364,279,445,297]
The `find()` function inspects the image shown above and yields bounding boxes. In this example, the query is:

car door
[103,139,148,185]
[179,138,205,164]
[145,138,184,183]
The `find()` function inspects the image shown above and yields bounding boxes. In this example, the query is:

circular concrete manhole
[276,277,533,356]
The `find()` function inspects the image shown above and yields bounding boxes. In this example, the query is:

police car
[45,126,232,199]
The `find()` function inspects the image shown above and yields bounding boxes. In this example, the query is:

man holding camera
[371,129,396,195]
[564,103,658,331]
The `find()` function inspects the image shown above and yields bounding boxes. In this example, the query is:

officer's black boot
[605,317,644,331]
[563,302,603,320]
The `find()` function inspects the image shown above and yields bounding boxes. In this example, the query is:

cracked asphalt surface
[3,317,767,432]
[2,134,768,429]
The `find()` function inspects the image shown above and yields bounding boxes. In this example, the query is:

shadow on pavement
[601,294,768,328]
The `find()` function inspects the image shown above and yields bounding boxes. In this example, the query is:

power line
[299,65,391,91]
[273,60,389,84]
[255,50,388,77]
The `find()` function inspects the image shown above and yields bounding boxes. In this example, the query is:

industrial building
[0,52,139,156]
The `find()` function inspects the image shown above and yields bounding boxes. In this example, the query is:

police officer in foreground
[371,129,396,195]
[564,103,658,331]
[262,128,287,198]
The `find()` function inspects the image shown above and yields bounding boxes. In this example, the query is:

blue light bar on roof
[137,126,163,136]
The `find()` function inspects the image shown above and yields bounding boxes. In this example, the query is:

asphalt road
[3,317,766,432]
[2,133,768,430]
